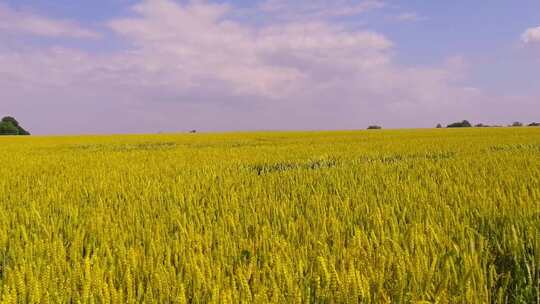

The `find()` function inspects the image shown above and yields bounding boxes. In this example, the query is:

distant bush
[436,124,443,128]
[447,120,472,128]
[0,116,30,135]
[511,122,523,127]
[0,120,19,135]
[528,122,540,127]
[367,125,382,130]
[475,123,490,128]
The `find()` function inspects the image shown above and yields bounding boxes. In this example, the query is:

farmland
[0,128,539,303]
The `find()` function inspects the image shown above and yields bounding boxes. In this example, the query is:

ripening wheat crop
[0,128,538,303]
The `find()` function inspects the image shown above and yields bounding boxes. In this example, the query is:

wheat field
[0,128,539,303]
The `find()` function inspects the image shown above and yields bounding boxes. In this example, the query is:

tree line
[437,120,540,128]
[368,120,539,130]
[1,115,538,135]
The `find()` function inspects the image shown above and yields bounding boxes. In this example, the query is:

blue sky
[1,0,539,134]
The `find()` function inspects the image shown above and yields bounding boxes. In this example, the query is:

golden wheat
[0,128,538,303]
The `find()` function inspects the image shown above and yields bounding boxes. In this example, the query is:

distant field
[0,128,539,303]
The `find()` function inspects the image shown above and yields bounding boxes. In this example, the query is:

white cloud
[259,0,385,20]
[107,0,394,98]
[522,26,540,44]
[0,3,100,39]
[3,0,532,134]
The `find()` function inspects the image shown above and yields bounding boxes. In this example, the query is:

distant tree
[475,123,490,128]
[447,120,472,128]
[528,122,540,127]
[0,116,30,135]
[0,120,19,135]
[462,120,472,127]
[189,130,197,133]
[367,125,382,130]
[511,121,523,127]
[436,124,443,128]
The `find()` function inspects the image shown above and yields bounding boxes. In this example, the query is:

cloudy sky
[1,0,539,134]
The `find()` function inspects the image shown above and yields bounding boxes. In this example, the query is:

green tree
[0,121,19,135]
[511,121,523,127]
[447,120,472,128]
[0,116,30,135]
